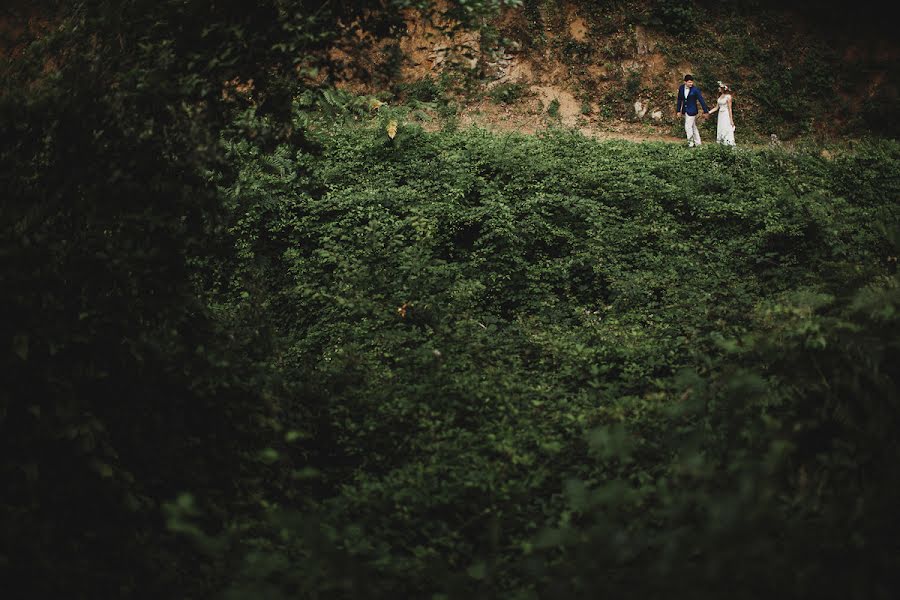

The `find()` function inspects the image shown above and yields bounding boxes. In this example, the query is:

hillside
[332,0,899,143]
[3,2,899,598]
[3,1,897,143]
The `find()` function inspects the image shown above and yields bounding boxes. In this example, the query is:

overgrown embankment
[3,1,898,597]
[177,110,900,597]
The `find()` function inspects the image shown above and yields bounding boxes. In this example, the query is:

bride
[707,82,736,146]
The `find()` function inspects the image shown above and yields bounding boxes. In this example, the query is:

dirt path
[439,102,775,148]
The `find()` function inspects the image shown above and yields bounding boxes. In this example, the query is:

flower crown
[717,80,730,91]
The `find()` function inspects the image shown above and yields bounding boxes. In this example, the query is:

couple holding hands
[676,74,736,147]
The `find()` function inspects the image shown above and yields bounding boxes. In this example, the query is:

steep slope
[339,0,899,142]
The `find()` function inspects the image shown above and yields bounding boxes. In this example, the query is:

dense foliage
[177,113,898,598]
[0,0,517,595]
[2,1,899,598]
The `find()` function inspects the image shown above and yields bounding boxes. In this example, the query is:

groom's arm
[697,90,710,113]
[676,88,684,114]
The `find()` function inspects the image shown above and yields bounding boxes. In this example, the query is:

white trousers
[684,114,702,146]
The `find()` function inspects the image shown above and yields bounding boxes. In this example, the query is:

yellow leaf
[386,120,398,139]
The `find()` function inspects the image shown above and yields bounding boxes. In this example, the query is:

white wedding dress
[716,94,735,146]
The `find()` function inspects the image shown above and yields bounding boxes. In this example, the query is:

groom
[676,74,710,147]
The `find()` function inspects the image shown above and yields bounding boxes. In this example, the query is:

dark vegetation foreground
[2,1,899,598]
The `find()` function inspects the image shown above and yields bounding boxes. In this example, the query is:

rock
[635,25,657,55]
[430,44,450,68]
[651,110,663,121]
[633,100,647,118]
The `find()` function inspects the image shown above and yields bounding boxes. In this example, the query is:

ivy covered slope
[2,0,899,598]
[194,108,900,598]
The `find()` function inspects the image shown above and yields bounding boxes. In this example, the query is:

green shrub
[400,75,443,103]
[625,68,642,96]
[546,97,561,117]
[488,81,530,104]
[647,2,697,34]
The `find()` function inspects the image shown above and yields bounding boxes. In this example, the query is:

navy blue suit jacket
[676,84,709,116]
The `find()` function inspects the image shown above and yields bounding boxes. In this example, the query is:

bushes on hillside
[165,115,900,598]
